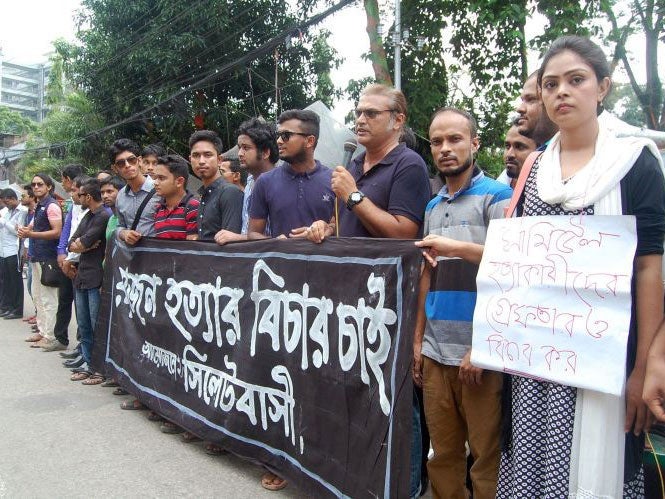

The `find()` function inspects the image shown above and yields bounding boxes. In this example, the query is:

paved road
[0,291,302,498]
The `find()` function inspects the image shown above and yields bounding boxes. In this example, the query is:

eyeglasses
[31,182,45,187]
[354,108,395,119]
[276,130,311,142]
[114,156,139,168]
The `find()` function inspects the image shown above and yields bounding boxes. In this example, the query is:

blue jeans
[74,287,101,364]
[410,389,423,498]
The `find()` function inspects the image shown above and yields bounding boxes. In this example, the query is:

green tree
[18,91,105,180]
[0,107,38,136]
[601,0,664,130]
[59,0,343,154]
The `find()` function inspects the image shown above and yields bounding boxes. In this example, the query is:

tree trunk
[363,0,393,86]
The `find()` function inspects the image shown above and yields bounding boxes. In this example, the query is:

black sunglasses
[276,130,311,142]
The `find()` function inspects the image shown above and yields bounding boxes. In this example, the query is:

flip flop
[120,399,146,410]
[261,473,288,491]
[82,374,105,385]
[146,410,164,422]
[71,371,91,382]
[204,442,227,456]
[112,388,129,396]
[160,421,185,434]
[101,380,119,387]
[181,431,202,443]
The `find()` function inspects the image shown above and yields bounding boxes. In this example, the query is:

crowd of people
[2,34,665,497]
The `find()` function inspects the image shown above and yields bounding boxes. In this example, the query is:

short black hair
[277,109,320,145]
[399,126,417,150]
[222,156,247,186]
[62,164,84,180]
[0,188,17,199]
[22,185,35,199]
[79,178,102,202]
[96,169,114,179]
[430,107,478,138]
[188,130,223,154]
[73,175,92,188]
[157,154,190,187]
[109,138,141,165]
[142,143,166,157]
[100,176,126,191]
[236,118,279,163]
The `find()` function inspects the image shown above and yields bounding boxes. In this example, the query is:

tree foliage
[0,107,38,136]
[18,91,105,180]
[57,0,342,155]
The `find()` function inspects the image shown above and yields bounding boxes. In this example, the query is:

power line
[76,0,357,139]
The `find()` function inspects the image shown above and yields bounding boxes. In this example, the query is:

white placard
[471,215,637,395]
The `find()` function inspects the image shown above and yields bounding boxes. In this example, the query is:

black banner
[93,237,421,497]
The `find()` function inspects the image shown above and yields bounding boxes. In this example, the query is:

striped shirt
[422,167,512,367]
[154,194,199,240]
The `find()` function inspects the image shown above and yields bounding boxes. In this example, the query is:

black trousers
[0,255,23,314]
[54,276,74,346]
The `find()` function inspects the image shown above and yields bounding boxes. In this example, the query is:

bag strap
[130,188,156,231]
[504,151,542,218]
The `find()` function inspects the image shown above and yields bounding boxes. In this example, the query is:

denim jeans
[74,287,101,365]
[410,389,423,498]
[26,259,33,298]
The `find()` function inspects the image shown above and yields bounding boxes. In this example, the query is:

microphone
[342,138,357,169]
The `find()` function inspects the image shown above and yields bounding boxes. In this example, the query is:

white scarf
[535,122,663,498]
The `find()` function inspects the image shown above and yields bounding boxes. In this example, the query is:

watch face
[351,192,361,202]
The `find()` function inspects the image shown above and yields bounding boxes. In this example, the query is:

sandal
[82,374,105,385]
[112,388,129,396]
[120,399,146,410]
[71,371,91,382]
[25,333,43,342]
[181,431,202,443]
[261,473,288,491]
[160,421,185,434]
[204,442,227,455]
[101,380,119,388]
[146,410,164,422]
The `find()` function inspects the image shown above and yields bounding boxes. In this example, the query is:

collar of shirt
[157,193,190,212]
[436,166,484,201]
[125,175,154,194]
[198,177,226,196]
[282,160,322,179]
[351,143,406,177]
[37,195,55,208]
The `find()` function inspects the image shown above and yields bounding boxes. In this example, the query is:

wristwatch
[346,191,365,210]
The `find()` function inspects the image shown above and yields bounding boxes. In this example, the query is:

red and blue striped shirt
[154,194,199,239]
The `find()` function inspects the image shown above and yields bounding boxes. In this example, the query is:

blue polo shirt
[249,161,335,238]
[338,143,431,237]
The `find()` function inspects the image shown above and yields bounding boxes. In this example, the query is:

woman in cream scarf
[496,36,665,499]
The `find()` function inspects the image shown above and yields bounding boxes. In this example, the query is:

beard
[439,154,474,177]
[280,147,307,165]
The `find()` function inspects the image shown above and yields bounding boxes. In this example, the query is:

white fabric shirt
[0,205,27,257]
[65,204,88,262]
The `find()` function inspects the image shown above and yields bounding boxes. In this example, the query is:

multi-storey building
[0,52,50,123]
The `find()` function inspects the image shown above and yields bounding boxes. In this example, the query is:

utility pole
[393,0,401,90]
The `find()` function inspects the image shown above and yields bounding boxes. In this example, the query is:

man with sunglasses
[189,130,243,240]
[332,84,430,239]
[331,84,431,498]
[111,139,160,246]
[247,109,335,244]
[17,174,63,349]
